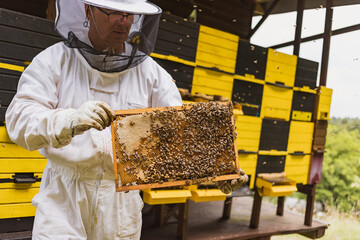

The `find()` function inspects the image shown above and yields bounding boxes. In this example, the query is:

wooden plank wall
[0,8,61,124]
[150,0,254,39]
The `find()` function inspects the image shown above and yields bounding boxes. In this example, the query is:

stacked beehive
[150,12,333,196]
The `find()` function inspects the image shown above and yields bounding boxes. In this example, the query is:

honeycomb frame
[111,102,241,192]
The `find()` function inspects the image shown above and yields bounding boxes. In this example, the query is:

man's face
[87,5,135,51]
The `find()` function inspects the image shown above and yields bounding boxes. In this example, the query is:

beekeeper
[5,0,246,239]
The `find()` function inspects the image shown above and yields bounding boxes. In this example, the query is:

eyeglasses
[95,7,141,24]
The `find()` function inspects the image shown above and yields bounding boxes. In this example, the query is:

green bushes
[316,118,360,212]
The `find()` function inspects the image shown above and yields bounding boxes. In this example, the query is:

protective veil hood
[55,0,162,72]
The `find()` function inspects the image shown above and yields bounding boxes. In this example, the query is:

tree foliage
[316,118,360,212]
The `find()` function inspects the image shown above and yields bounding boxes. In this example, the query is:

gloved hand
[216,169,248,194]
[54,101,116,147]
[70,101,116,136]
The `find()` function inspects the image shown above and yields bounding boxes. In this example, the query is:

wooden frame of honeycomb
[111,102,241,192]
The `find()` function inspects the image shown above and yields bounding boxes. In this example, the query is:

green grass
[272,209,360,240]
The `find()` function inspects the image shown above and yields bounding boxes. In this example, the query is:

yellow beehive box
[265,48,297,87]
[287,121,314,154]
[0,203,36,219]
[191,67,234,100]
[285,154,311,184]
[142,189,192,205]
[260,84,294,121]
[0,126,12,143]
[196,25,239,73]
[235,115,262,152]
[238,153,257,189]
[188,185,228,202]
[0,159,47,173]
[0,126,46,219]
[314,86,333,120]
[256,173,297,197]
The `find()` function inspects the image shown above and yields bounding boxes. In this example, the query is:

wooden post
[276,197,285,216]
[305,186,316,226]
[250,189,263,229]
[154,205,166,227]
[297,184,316,226]
[222,198,233,219]
[177,201,189,240]
[319,0,334,86]
[293,0,305,56]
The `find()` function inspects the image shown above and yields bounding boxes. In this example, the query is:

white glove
[70,101,115,136]
[54,101,115,147]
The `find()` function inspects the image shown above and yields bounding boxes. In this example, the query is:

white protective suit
[5,42,182,239]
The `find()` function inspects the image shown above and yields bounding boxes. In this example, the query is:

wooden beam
[293,0,305,56]
[269,23,360,49]
[248,0,281,39]
[319,0,333,87]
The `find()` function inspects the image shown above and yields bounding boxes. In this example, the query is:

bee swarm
[113,102,237,187]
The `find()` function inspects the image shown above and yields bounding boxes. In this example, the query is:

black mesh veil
[55,0,161,72]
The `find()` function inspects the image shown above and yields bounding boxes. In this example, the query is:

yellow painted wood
[0,143,45,158]
[285,154,311,166]
[0,159,47,173]
[285,155,311,184]
[285,166,310,184]
[0,126,12,143]
[267,48,297,65]
[260,84,293,121]
[195,52,237,73]
[192,73,234,90]
[243,168,256,189]
[142,189,191,205]
[197,43,237,59]
[196,25,239,73]
[291,111,312,122]
[191,67,234,99]
[150,53,196,67]
[288,121,314,154]
[189,189,227,202]
[0,182,41,189]
[265,49,297,87]
[293,86,317,94]
[235,115,262,152]
[238,153,257,189]
[199,25,239,43]
[315,86,333,120]
[258,150,287,156]
[191,86,232,100]
[256,177,297,197]
[0,188,39,204]
[0,62,25,72]
[0,203,36,219]
[234,75,265,85]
